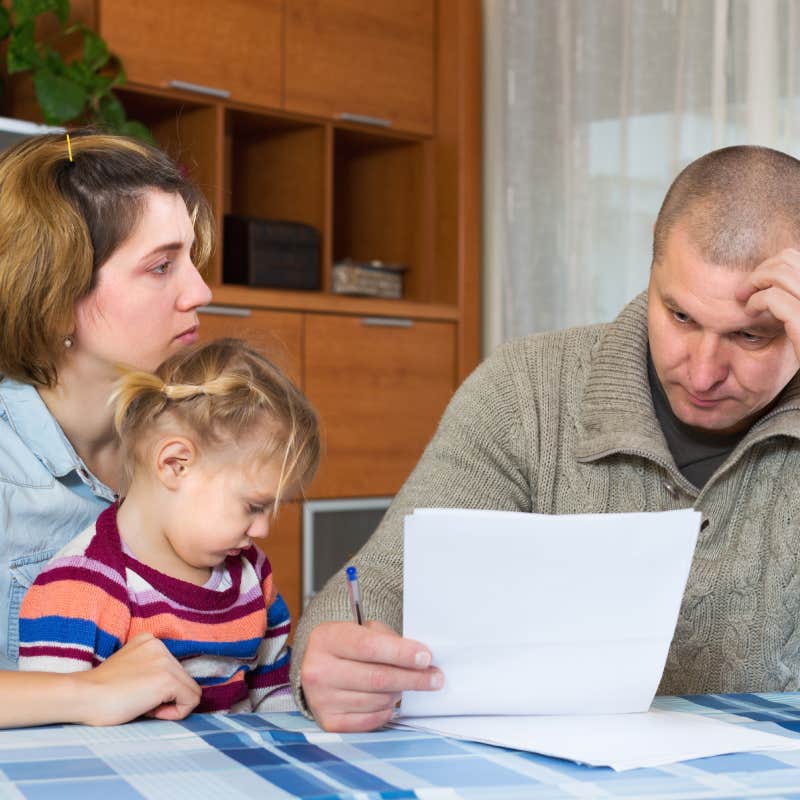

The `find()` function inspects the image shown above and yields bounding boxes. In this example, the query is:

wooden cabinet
[196,308,303,385]
[5,0,480,624]
[304,314,456,498]
[96,0,282,108]
[93,0,434,134]
[256,502,302,639]
[285,0,435,135]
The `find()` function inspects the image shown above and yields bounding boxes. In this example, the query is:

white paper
[395,709,800,771]
[401,508,700,717]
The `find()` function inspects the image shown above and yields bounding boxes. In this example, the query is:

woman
[0,130,214,726]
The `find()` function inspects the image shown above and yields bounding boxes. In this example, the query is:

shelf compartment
[224,109,328,291]
[333,127,430,303]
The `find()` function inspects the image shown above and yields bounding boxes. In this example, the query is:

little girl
[18,338,319,713]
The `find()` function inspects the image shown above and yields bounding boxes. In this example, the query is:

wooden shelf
[207,283,459,322]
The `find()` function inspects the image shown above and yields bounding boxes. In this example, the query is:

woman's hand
[300,620,443,732]
[72,632,201,725]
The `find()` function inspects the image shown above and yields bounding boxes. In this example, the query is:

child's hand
[72,632,202,725]
[300,620,443,732]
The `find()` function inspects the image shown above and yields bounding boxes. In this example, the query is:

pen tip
[346,565,357,580]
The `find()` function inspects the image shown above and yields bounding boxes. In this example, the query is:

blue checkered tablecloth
[5,694,800,798]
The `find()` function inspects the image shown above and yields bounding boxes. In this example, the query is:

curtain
[483,0,800,351]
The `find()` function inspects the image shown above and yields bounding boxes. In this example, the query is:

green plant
[0,0,150,140]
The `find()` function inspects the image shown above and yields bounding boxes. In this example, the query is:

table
[4,693,800,799]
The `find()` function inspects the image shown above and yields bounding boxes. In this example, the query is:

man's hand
[736,248,800,359]
[300,620,443,732]
[72,632,202,725]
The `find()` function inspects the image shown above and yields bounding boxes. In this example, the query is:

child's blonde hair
[110,338,320,505]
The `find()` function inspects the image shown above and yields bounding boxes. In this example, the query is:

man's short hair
[653,145,800,270]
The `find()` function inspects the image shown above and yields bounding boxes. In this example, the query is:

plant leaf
[7,21,42,73]
[0,7,12,39]
[33,70,86,124]
[80,26,108,71]
[111,61,126,87]
[12,0,67,27]
[44,45,66,75]
[53,0,69,25]
[96,91,125,129]
[119,119,153,143]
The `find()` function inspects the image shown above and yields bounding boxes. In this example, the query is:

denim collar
[0,378,114,499]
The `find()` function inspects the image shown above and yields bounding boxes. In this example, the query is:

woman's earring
[63,335,74,349]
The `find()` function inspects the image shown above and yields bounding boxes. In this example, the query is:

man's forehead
[653,271,783,335]
[659,287,780,334]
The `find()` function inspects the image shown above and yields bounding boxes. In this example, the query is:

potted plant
[0,0,149,139]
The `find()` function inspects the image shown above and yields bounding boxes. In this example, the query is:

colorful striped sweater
[18,505,291,713]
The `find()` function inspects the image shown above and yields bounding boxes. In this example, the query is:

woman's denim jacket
[0,378,113,668]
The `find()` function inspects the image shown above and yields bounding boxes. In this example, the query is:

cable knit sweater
[291,292,800,710]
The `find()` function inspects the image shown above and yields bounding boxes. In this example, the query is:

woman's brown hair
[0,129,213,386]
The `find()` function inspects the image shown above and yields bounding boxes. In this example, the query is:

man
[291,145,800,732]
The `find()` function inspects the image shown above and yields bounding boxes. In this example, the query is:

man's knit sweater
[20,505,292,713]
[291,292,800,709]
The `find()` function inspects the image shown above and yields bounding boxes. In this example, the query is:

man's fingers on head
[743,261,800,298]
[745,285,800,323]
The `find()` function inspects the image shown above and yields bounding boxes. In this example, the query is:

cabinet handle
[199,305,252,317]
[360,317,413,328]
[168,79,231,99]
[336,112,392,128]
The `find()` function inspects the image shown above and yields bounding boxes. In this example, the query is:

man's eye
[672,310,690,324]
[738,330,763,344]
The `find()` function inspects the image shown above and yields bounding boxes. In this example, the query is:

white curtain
[483,0,800,352]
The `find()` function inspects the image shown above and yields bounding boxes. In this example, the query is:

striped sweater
[18,505,291,713]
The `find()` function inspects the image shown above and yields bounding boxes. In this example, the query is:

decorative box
[223,215,321,291]
[331,258,406,299]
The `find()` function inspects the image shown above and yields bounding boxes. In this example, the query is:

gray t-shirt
[647,354,745,489]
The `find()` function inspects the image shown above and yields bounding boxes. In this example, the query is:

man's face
[648,227,800,434]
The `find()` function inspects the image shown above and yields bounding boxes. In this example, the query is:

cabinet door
[285,0,435,135]
[197,307,303,386]
[97,1,282,108]
[305,315,456,497]
[255,502,302,640]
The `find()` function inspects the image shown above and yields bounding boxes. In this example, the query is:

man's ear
[154,437,197,490]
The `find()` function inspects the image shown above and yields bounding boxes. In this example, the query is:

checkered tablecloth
[4,693,800,798]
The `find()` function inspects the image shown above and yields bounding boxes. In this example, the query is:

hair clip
[66,133,73,163]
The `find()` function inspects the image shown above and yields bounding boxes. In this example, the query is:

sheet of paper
[401,508,700,717]
[395,709,800,771]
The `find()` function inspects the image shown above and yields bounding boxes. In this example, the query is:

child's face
[163,446,283,569]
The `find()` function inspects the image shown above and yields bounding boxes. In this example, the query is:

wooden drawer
[256,501,302,640]
[285,0,435,135]
[304,314,456,497]
[197,307,303,386]
[97,0,282,108]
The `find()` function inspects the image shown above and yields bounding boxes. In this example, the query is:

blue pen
[346,566,363,625]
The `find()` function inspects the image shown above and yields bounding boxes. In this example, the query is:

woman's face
[72,189,213,374]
